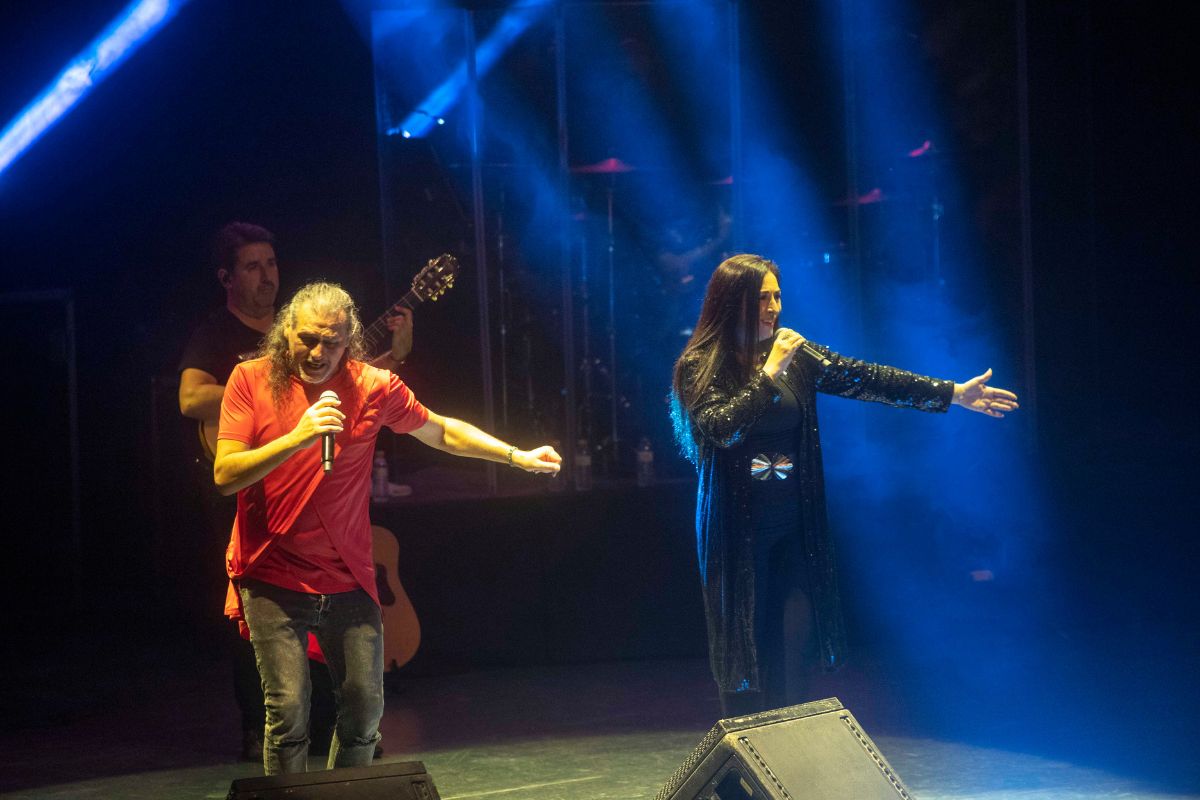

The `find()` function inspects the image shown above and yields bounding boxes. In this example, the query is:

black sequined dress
[676,340,955,695]
[740,341,806,706]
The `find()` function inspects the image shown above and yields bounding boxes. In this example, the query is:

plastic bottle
[371,450,389,501]
[573,438,592,491]
[636,436,655,487]
[546,440,565,492]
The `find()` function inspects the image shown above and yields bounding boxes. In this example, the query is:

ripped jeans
[239,579,384,775]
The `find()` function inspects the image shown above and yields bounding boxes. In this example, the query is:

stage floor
[1,651,1195,800]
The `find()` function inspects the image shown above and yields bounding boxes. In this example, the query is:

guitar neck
[363,289,421,353]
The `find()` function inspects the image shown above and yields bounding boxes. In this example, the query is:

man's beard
[289,350,342,384]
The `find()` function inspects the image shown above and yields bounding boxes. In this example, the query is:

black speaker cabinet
[227,761,441,799]
[656,697,913,800]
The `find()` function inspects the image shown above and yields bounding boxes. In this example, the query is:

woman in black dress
[670,254,1018,716]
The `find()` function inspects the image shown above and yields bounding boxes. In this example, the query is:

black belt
[750,453,794,480]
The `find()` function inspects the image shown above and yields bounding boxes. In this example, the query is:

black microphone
[800,341,832,368]
[320,390,339,474]
[776,329,833,368]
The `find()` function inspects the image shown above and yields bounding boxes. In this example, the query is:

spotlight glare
[0,0,190,177]
[394,4,548,139]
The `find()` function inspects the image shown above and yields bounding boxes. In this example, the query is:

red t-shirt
[218,358,428,623]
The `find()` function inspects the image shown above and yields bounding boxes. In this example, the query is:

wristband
[506,445,516,466]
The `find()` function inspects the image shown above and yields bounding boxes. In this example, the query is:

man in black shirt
[180,223,413,456]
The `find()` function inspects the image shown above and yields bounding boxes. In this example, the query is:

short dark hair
[211,222,275,276]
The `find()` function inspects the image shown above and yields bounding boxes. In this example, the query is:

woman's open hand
[953,368,1019,418]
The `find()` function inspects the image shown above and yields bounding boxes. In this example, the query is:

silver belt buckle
[751,453,793,480]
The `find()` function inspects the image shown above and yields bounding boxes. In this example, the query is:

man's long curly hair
[258,281,368,407]
[670,254,780,465]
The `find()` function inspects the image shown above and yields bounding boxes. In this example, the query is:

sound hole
[375,564,396,605]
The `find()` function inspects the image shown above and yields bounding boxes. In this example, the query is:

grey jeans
[239,578,384,774]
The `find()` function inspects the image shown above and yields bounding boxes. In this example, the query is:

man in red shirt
[215,281,560,775]
[180,222,414,761]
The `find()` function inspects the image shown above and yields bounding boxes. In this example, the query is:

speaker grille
[655,723,726,800]
[655,699,846,800]
[654,698,913,800]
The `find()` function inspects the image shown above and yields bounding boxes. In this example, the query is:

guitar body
[372,524,421,671]
[198,418,218,462]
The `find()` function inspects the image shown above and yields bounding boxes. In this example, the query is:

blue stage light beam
[0,0,190,177]
[387,4,548,139]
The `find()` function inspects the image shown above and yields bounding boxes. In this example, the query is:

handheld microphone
[319,390,339,473]
[800,341,832,368]
[777,329,833,368]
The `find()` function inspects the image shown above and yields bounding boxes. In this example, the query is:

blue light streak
[0,0,190,177]
[387,4,548,139]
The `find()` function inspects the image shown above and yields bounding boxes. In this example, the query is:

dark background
[0,0,1196,787]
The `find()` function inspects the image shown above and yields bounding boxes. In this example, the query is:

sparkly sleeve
[808,342,954,412]
[690,369,782,449]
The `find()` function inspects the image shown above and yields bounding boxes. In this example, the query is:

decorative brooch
[750,453,793,480]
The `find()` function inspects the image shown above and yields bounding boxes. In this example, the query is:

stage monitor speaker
[655,697,912,800]
[227,761,440,799]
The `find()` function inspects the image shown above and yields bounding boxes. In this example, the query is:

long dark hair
[670,254,780,463]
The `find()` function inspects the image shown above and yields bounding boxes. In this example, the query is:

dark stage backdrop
[0,0,1195,664]
[0,1,386,636]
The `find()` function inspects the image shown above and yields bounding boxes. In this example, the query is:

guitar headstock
[410,253,460,302]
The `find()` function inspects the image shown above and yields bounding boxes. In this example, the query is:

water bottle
[546,440,565,492]
[573,438,592,491]
[371,450,389,501]
[636,436,655,487]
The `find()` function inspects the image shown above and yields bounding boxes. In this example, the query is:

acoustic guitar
[372,524,421,671]
[195,254,460,461]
